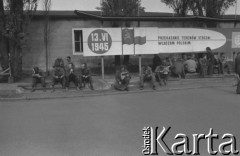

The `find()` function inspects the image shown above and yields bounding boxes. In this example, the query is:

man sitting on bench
[184,56,197,74]
[79,63,94,90]
[114,65,131,91]
[51,66,66,91]
[32,66,46,92]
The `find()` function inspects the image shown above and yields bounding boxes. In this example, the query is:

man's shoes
[140,86,144,90]
[152,85,156,90]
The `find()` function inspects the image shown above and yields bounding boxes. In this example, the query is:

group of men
[114,61,170,91]
[114,46,234,91]
[31,56,94,92]
[31,47,240,93]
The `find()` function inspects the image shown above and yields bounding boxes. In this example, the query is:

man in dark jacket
[206,47,214,75]
[65,63,79,90]
[51,66,66,91]
[79,63,94,90]
[114,65,131,91]
[140,64,156,90]
[32,66,46,92]
[152,54,162,71]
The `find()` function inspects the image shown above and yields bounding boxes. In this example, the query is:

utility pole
[205,0,208,16]
[235,0,238,19]
[100,0,103,16]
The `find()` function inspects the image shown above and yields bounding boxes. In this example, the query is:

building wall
[23,18,104,71]
[23,17,240,72]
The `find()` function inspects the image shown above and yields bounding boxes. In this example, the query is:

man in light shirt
[184,56,197,73]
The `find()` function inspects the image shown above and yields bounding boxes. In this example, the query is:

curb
[0,84,232,101]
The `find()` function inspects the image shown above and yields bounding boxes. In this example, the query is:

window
[73,30,83,54]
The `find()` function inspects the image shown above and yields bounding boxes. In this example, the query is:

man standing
[235,52,240,94]
[206,47,214,75]
[140,64,156,90]
[79,63,94,90]
[152,54,162,71]
[66,56,75,68]
[235,52,240,77]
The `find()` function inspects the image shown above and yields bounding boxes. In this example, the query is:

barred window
[73,30,83,54]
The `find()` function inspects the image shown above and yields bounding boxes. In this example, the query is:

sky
[38,0,238,15]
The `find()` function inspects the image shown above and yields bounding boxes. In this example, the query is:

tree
[161,0,189,16]
[161,0,236,18]
[0,0,9,71]
[0,0,38,81]
[97,0,145,67]
[42,0,51,75]
[98,0,144,17]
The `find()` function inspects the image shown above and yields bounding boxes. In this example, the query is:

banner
[77,28,240,56]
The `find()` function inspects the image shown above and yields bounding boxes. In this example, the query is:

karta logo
[88,29,112,54]
[232,32,240,48]
[142,127,239,155]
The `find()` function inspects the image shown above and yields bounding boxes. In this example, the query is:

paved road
[0,86,240,156]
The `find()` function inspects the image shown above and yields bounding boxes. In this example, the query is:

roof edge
[74,10,240,22]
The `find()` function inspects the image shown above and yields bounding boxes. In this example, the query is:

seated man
[32,66,46,92]
[79,63,94,90]
[171,58,185,79]
[51,66,66,91]
[65,63,79,90]
[114,65,131,91]
[155,59,170,86]
[140,64,156,90]
[184,56,197,73]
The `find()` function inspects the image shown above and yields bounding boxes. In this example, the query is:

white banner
[157,28,226,54]
[78,28,233,56]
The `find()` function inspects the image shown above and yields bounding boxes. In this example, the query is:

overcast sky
[38,0,238,15]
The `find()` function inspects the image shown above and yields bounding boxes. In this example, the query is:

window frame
[72,28,84,55]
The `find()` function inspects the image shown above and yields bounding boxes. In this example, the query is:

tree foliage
[97,0,145,16]
[0,0,38,80]
[161,0,236,17]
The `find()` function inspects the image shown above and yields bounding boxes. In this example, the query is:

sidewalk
[0,73,236,100]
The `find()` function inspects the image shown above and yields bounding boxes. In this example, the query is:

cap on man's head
[67,56,71,59]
